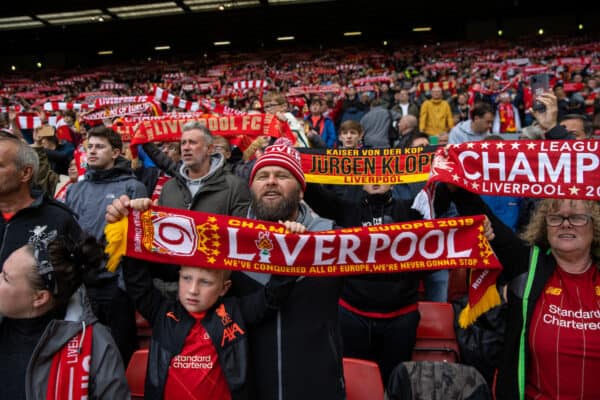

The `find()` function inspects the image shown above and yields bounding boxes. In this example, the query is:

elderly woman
[445,185,600,400]
[0,235,130,399]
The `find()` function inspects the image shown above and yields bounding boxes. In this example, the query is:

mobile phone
[530,73,549,113]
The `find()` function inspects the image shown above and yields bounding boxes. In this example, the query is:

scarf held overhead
[105,206,501,327]
[299,147,436,185]
[116,114,295,147]
[105,206,499,275]
[427,140,600,200]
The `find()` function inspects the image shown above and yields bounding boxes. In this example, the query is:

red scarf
[425,140,600,201]
[105,206,501,328]
[81,102,161,121]
[152,175,170,202]
[497,102,516,132]
[54,181,73,202]
[114,114,294,152]
[105,206,499,277]
[46,324,93,400]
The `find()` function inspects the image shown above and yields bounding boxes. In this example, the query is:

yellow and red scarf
[105,207,500,326]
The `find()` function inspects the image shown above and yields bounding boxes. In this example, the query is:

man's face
[161,142,181,163]
[212,137,231,160]
[561,118,586,139]
[339,129,363,148]
[398,117,414,134]
[431,88,442,100]
[309,101,322,115]
[398,90,409,103]
[250,166,303,222]
[63,115,74,126]
[0,140,23,197]
[472,112,494,134]
[86,136,119,170]
[180,129,212,171]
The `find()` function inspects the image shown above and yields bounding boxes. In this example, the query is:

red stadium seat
[126,349,148,399]
[135,311,152,349]
[343,357,385,400]
[412,301,460,362]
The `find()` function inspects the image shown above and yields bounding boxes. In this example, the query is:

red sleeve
[329,97,345,124]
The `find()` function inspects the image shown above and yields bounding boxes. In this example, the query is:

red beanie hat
[249,138,306,191]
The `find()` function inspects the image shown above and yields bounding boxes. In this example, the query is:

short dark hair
[41,135,59,148]
[409,132,430,146]
[26,235,104,310]
[560,113,593,138]
[87,126,123,151]
[339,120,363,134]
[63,110,76,120]
[471,102,493,120]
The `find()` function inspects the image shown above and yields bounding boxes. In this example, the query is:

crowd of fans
[1,33,600,399]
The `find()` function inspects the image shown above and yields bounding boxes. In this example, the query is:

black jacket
[229,204,345,400]
[123,257,293,400]
[305,185,424,313]
[446,187,581,400]
[0,191,82,266]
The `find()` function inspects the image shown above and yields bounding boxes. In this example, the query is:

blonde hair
[520,199,600,258]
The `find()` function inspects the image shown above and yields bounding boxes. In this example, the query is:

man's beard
[251,188,300,222]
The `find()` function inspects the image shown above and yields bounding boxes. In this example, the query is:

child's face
[178,267,231,314]
[339,129,363,149]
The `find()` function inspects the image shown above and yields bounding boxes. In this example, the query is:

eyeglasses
[264,102,285,108]
[545,214,592,227]
[213,145,230,152]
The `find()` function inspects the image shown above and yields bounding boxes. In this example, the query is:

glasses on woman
[545,214,592,227]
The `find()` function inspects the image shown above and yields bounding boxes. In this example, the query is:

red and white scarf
[43,102,92,112]
[46,324,93,400]
[16,113,42,129]
[423,140,600,201]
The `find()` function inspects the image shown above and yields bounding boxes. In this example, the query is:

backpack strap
[517,245,539,400]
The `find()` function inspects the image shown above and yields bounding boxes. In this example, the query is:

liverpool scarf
[46,324,93,400]
[299,147,436,185]
[425,140,600,200]
[82,102,161,121]
[105,206,501,325]
[117,114,295,149]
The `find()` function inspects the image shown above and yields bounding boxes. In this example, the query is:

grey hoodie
[0,287,130,399]
[448,120,490,144]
